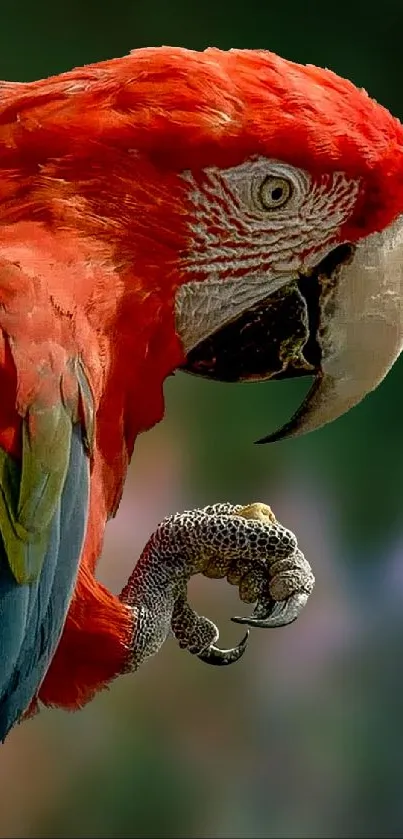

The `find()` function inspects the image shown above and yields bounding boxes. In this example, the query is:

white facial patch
[176,157,360,353]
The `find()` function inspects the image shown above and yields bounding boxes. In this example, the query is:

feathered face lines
[175,156,360,355]
[181,157,360,283]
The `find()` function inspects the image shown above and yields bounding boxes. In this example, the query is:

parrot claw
[232,591,310,629]
[171,596,248,666]
[197,630,249,666]
[121,502,314,672]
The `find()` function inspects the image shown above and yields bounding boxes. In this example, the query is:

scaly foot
[120,502,314,669]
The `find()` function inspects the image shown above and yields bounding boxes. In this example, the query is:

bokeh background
[2,2,403,836]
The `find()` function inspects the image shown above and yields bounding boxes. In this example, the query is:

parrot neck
[0,217,186,517]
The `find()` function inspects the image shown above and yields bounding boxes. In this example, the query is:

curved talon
[122,503,313,672]
[232,592,310,629]
[197,630,249,666]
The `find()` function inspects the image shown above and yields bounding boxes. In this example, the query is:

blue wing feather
[0,425,89,740]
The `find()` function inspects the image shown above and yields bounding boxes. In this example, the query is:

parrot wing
[0,260,95,739]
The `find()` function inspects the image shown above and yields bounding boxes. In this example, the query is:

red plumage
[0,46,402,717]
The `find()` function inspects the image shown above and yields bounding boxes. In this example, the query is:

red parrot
[0,46,402,740]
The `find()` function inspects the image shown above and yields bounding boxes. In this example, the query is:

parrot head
[170,48,403,441]
[3,46,403,444]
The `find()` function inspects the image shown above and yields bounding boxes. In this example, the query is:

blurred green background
[2,1,403,837]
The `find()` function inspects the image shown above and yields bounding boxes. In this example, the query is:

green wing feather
[0,362,95,585]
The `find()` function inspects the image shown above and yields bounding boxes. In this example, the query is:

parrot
[0,45,403,741]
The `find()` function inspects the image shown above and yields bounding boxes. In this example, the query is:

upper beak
[258,215,403,443]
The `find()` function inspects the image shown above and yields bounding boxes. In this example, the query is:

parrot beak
[180,215,403,442]
[257,215,403,442]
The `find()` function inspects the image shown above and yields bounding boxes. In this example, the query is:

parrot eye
[258,175,293,210]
